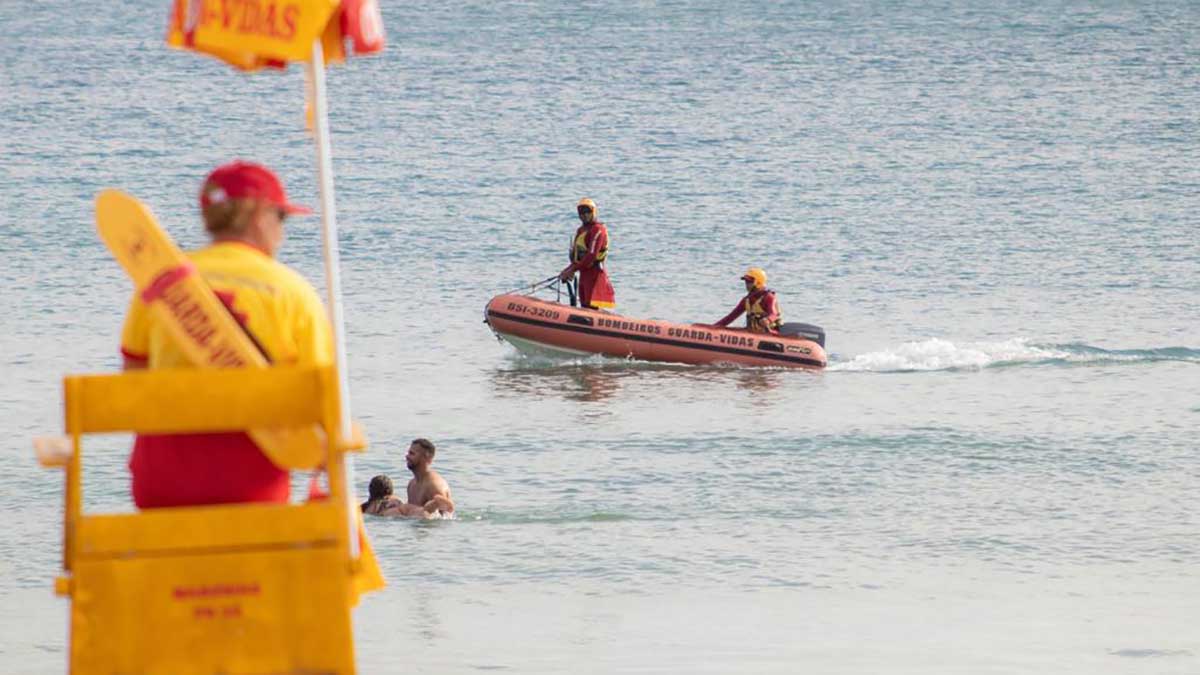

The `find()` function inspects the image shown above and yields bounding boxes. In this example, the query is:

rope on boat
[503,276,559,296]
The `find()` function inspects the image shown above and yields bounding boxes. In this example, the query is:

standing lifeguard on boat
[714,267,783,334]
[558,197,615,309]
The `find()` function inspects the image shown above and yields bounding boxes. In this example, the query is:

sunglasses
[577,206,593,213]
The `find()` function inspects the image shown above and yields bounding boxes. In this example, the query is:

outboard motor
[778,322,825,347]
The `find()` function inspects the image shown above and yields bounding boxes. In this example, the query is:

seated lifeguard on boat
[713,267,782,335]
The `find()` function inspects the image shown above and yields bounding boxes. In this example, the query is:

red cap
[200,161,311,215]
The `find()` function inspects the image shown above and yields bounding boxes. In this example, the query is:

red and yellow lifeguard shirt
[120,241,333,508]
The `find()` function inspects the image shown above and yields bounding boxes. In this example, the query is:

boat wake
[829,339,1200,373]
[501,350,705,372]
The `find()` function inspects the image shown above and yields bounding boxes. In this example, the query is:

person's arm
[761,293,781,327]
[560,254,590,282]
[714,300,744,328]
[422,476,454,514]
[558,262,578,282]
[559,227,581,281]
[390,502,430,517]
[120,293,150,370]
[375,496,426,518]
[560,227,604,281]
[584,225,607,269]
[423,494,454,514]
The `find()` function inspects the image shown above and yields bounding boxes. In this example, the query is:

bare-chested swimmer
[361,438,454,518]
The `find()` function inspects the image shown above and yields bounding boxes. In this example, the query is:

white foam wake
[829,338,1068,372]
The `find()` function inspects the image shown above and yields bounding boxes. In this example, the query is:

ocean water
[1,1,1198,673]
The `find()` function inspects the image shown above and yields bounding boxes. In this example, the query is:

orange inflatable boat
[484,293,827,370]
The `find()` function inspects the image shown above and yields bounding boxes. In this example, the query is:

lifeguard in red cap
[714,267,783,334]
[119,160,332,508]
[558,197,615,310]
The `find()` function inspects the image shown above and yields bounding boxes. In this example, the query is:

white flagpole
[307,39,360,559]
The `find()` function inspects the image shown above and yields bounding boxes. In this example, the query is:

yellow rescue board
[94,189,326,469]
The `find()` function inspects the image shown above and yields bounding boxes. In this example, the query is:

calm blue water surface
[1,1,1198,673]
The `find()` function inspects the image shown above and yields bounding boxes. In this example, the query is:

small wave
[1109,648,1193,659]
[364,511,456,523]
[1050,343,1200,364]
[830,339,1200,373]
[367,509,642,525]
[451,510,639,525]
[500,351,716,373]
[503,350,632,369]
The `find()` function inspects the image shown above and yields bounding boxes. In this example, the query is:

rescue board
[95,189,328,469]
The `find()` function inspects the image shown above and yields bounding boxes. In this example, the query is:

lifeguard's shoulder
[262,257,324,300]
[188,244,323,302]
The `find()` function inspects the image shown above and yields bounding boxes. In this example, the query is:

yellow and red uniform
[564,221,615,309]
[714,288,782,334]
[120,241,332,508]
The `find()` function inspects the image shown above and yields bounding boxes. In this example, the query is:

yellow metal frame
[50,366,368,675]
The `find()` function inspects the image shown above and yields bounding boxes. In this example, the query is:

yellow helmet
[577,197,597,217]
[741,267,767,289]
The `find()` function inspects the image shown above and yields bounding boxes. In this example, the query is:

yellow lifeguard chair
[39,365,382,675]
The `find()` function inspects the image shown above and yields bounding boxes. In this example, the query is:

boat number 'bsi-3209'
[506,302,561,321]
